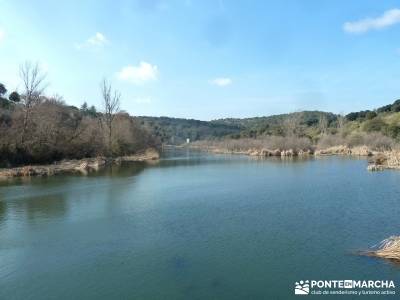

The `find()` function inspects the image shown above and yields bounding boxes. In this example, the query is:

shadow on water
[21,194,68,222]
[87,161,147,178]
[0,160,148,189]
[0,161,149,223]
[0,200,6,223]
[0,194,69,224]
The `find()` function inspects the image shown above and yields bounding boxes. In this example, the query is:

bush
[386,124,400,139]
[362,118,387,132]
[366,111,377,119]
[9,91,21,103]
[345,132,394,150]
[317,134,345,149]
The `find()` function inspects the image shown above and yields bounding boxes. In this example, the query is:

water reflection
[89,161,147,178]
[0,200,6,223]
[25,194,68,222]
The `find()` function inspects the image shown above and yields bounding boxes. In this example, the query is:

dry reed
[362,236,400,261]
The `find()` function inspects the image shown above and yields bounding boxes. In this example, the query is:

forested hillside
[138,111,342,143]
[136,116,242,144]
[138,100,400,146]
[0,63,158,167]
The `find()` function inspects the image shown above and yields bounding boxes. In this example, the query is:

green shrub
[362,118,387,132]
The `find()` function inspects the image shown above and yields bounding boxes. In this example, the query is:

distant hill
[212,111,339,138]
[137,111,339,144]
[344,100,400,139]
[136,116,242,144]
[137,100,400,144]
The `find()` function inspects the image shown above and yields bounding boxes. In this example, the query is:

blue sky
[1,0,400,120]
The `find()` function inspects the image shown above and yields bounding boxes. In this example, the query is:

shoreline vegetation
[1,61,400,177]
[186,138,400,171]
[138,100,400,172]
[361,236,400,263]
[0,62,160,175]
[0,148,159,179]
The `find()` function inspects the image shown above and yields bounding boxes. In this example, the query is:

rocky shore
[0,148,159,179]
[188,144,400,171]
[190,144,375,157]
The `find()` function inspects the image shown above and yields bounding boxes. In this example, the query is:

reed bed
[363,236,400,261]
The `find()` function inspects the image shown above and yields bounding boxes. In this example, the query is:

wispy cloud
[343,8,400,33]
[75,32,109,49]
[117,62,159,85]
[210,77,232,87]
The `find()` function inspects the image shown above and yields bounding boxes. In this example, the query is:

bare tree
[101,79,120,155]
[283,111,303,136]
[337,113,345,136]
[19,61,47,143]
[318,114,328,135]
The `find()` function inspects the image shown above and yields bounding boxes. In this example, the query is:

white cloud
[344,8,400,33]
[117,62,159,84]
[75,32,109,49]
[210,77,232,87]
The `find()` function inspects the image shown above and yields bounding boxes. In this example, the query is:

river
[1,149,400,299]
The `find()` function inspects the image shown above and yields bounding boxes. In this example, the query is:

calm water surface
[1,150,400,299]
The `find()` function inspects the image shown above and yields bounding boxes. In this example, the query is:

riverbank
[0,148,159,179]
[188,144,376,156]
[367,151,400,171]
[185,144,400,171]
[362,236,400,262]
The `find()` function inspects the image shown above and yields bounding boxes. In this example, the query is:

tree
[100,79,120,155]
[9,91,21,103]
[283,112,303,137]
[88,105,97,118]
[81,102,88,111]
[336,113,345,136]
[366,111,377,119]
[392,100,400,112]
[0,83,7,96]
[318,114,328,135]
[19,61,47,143]
[363,118,387,133]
